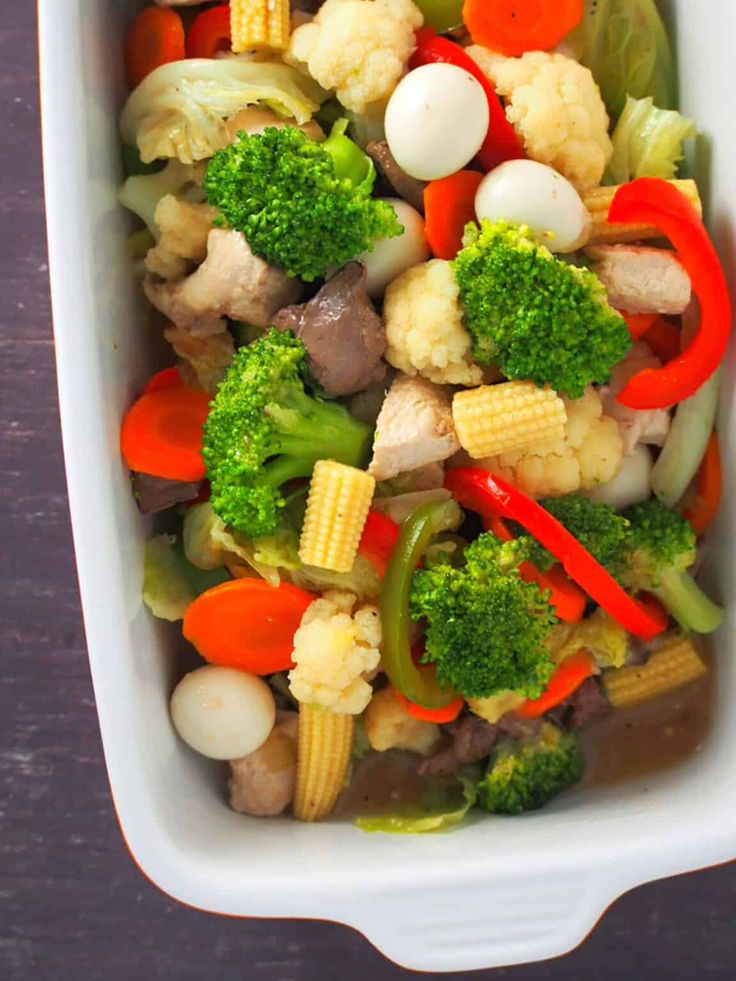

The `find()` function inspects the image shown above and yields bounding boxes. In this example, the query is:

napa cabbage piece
[142,534,228,621]
[355,767,480,834]
[568,0,676,118]
[119,59,327,164]
[606,96,696,184]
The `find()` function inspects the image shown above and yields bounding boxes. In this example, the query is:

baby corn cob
[583,179,702,245]
[299,460,375,573]
[603,633,707,709]
[452,382,566,460]
[230,0,290,53]
[294,704,353,822]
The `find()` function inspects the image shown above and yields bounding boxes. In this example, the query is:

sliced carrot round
[120,385,210,481]
[622,311,659,341]
[463,0,584,57]
[183,579,315,674]
[125,6,186,90]
[141,366,183,395]
[186,4,232,59]
[424,170,484,261]
[514,649,595,720]
[682,432,722,537]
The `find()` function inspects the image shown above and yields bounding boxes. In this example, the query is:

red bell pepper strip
[484,514,586,623]
[622,311,659,341]
[409,29,523,170]
[424,170,484,260]
[186,4,231,59]
[514,649,596,720]
[358,509,401,577]
[445,468,668,640]
[641,318,682,363]
[609,179,732,410]
[682,431,722,537]
[393,685,465,723]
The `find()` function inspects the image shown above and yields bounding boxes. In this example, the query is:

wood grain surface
[1,3,734,979]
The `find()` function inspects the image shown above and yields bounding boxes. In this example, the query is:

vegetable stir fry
[118,0,729,831]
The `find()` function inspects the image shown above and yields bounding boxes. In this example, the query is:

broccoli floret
[409,532,558,701]
[204,126,402,281]
[202,329,372,538]
[478,722,583,815]
[451,221,631,398]
[526,495,631,578]
[620,500,724,633]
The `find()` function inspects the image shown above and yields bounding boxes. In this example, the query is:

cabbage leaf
[568,0,677,118]
[354,767,481,834]
[606,95,696,184]
[119,59,326,164]
[142,533,228,621]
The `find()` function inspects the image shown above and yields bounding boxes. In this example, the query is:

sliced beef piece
[418,715,498,777]
[273,262,386,396]
[495,714,543,741]
[368,375,459,481]
[144,229,302,337]
[586,244,692,315]
[366,141,427,214]
[547,678,612,731]
[132,472,200,514]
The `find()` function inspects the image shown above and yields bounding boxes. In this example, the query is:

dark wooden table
[2,4,734,978]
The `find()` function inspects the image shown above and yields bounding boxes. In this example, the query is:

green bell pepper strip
[380,499,463,708]
[323,118,375,191]
[413,0,464,34]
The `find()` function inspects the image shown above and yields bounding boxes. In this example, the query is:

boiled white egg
[474,159,592,253]
[385,64,489,181]
[170,665,276,760]
[360,198,430,297]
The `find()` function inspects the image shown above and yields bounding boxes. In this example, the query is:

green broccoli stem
[649,569,724,634]
[270,396,372,470]
[261,455,317,490]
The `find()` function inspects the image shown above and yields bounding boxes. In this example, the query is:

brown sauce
[580,648,713,787]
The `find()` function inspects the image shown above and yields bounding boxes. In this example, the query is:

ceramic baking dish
[39,0,735,971]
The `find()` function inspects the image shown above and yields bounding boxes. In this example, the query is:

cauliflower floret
[364,688,440,755]
[145,195,217,281]
[164,322,235,393]
[289,590,382,714]
[287,0,423,113]
[468,48,612,193]
[384,259,483,386]
[463,386,623,498]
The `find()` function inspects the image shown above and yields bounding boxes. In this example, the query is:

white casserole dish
[39,0,735,971]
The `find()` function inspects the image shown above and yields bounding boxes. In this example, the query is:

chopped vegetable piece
[358,510,401,578]
[445,469,668,640]
[142,534,228,622]
[622,312,659,341]
[606,96,697,184]
[125,6,185,90]
[380,500,464,709]
[609,179,731,409]
[409,29,523,171]
[186,4,231,59]
[120,385,210,482]
[641,318,681,363]
[415,0,464,33]
[355,767,480,834]
[603,633,707,709]
[477,722,583,815]
[294,704,353,821]
[452,382,567,460]
[515,650,597,719]
[424,170,484,261]
[682,433,722,537]
[230,0,290,52]
[651,368,721,508]
[182,579,315,674]
[463,0,584,57]
[567,0,676,118]
[583,179,702,246]
[299,461,376,574]
[392,687,464,724]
